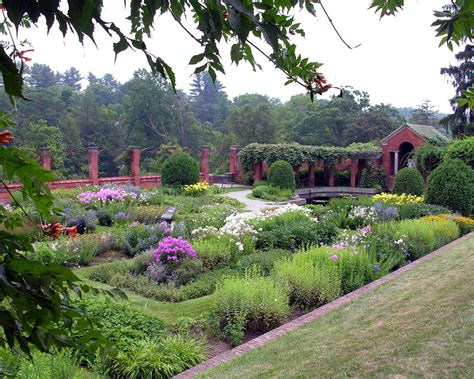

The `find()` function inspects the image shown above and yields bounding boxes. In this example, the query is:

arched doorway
[399,142,414,170]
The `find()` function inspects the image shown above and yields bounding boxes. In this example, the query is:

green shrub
[77,296,166,352]
[129,205,167,224]
[333,248,375,294]
[32,233,114,266]
[0,348,95,379]
[444,137,474,168]
[359,163,386,189]
[392,168,425,196]
[96,208,114,226]
[161,151,200,187]
[395,218,459,260]
[415,144,445,173]
[426,159,474,215]
[252,185,293,201]
[398,203,451,219]
[268,160,296,190]
[237,249,293,276]
[193,236,236,269]
[108,336,205,379]
[86,257,239,302]
[255,211,337,251]
[212,274,290,338]
[273,247,341,308]
[113,223,169,256]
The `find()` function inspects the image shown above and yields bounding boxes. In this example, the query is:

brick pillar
[254,161,263,183]
[38,147,52,171]
[169,146,177,155]
[308,161,316,187]
[328,163,335,187]
[200,146,210,183]
[87,147,100,186]
[350,158,359,188]
[229,146,240,178]
[293,164,301,188]
[129,147,141,186]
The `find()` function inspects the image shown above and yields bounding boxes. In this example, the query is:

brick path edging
[174,233,473,378]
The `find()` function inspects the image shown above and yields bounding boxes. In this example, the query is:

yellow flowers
[423,214,474,235]
[372,192,424,205]
[183,182,212,196]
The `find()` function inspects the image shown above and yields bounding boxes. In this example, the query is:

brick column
[129,147,141,186]
[87,147,100,186]
[229,146,240,178]
[200,146,210,183]
[328,163,335,187]
[293,164,301,188]
[38,147,52,171]
[254,162,263,183]
[350,158,359,188]
[308,161,316,187]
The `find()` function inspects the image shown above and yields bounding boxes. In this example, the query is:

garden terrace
[5,183,473,378]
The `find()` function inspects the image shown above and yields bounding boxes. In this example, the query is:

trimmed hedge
[392,168,424,196]
[426,159,474,215]
[268,160,296,190]
[161,152,200,186]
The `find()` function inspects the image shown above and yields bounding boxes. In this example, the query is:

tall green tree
[409,100,438,125]
[189,72,229,130]
[440,44,474,137]
[226,101,277,146]
[59,67,82,91]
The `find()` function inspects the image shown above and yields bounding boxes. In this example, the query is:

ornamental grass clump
[395,218,459,260]
[108,336,206,379]
[273,247,341,308]
[212,273,290,343]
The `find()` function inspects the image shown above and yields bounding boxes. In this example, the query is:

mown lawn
[201,235,474,378]
[75,270,214,325]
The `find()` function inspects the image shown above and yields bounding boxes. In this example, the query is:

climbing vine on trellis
[239,143,382,171]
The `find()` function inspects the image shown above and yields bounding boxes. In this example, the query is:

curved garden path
[223,189,275,213]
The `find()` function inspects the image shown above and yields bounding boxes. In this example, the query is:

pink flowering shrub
[77,187,137,205]
[154,236,197,264]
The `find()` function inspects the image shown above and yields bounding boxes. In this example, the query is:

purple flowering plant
[77,187,137,206]
[154,236,197,264]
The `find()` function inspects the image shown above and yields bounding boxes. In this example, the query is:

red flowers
[40,222,77,238]
[18,49,34,62]
[0,130,15,144]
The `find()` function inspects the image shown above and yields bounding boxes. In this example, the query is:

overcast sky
[20,0,459,113]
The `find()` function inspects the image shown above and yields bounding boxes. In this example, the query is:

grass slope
[202,235,474,378]
[75,271,213,325]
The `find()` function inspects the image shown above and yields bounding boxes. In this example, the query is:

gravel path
[224,189,275,213]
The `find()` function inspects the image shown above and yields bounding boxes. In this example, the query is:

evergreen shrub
[426,159,474,215]
[161,152,200,186]
[392,167,424,196]
[267,160,296,190]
